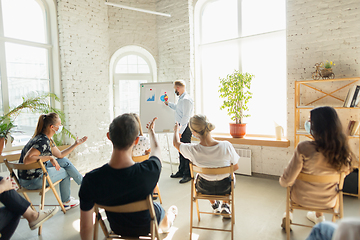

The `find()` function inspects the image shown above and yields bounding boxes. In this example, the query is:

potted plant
[320,60,335,79]
[218,70,254,138]
[0,92,75,154]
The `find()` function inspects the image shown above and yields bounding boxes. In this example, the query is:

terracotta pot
[229,123,246,138]
[0,137,4,155]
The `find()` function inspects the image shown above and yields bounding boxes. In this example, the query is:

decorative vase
[229,123,246,138]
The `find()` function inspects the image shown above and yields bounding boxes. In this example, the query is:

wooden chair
[132,154,162,204]
[189,162,235,240]
[4,159,66,235]
[285,172,345,240]
[93,194,161,240]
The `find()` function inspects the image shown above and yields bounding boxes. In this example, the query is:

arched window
[195,0,286,136]
[0,0,60,150]
[110,46,156,117]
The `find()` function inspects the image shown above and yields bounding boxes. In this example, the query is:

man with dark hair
[79,115,177,240]
[165,80,194,183]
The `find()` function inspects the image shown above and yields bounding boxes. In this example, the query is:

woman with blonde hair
[280,106,354,227]
[18,112,87,210]
[173,114,239,217]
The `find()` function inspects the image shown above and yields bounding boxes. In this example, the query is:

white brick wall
[57,0,112,174]
[108,0,158,60]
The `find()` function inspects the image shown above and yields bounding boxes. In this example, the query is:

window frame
[194,0,286,137]
[0,0,61,151]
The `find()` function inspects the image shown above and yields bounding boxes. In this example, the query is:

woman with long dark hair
[18,112,87,210]
[280,106,354,226]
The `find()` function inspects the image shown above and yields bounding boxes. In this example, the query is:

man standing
[79,115,177,239]
[165,80,194,184]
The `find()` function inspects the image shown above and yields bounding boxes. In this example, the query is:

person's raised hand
[146,117,158,132]
[75,136,88,146]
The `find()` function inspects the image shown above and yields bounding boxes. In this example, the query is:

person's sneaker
[211,200,221,213]
[306,211,325,224]
[281,212,293,230]
[29,207,59,230]
[220,203,231,219]
[161,205,178,233]
[63,196,80,210]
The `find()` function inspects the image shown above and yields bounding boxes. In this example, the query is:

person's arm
[178,99,193,134]
[279,145,304,187]
[80,208,94,240]
[52,136,88,159]
[173,122,181,151]
[166,101,176,110]
[233,163,239,171]
[146,118,161,159]
[23,148,60,170]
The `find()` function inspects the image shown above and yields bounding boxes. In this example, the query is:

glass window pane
[127,55,137,64]
[118,80,147,114]
[240,31,286,135]
[241,0,286,36]
[200,41,239,133]
[138,65,150,73]
[119,56,128,64]
[5,42,49,80]
[137,56,147,65]
[2,0,47,43]
[128,65,137,73]
[115,55,150,73]
[201,0,238,44]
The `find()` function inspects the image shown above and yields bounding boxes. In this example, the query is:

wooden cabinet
[294,77,360,198]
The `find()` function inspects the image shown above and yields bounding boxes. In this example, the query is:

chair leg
[22,192,36,211]
[155,184,162,204]
[190,197,193,240]
[195,199,200,222]
[48,180,66,214]
[286,188,291,240]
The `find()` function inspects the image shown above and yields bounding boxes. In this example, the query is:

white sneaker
[306,211,325,224]
[63,196,80,210]
[281,212,293,230]
[29,207,59,230]
[161,205,178,233]
[220,203,231,219]
[211,201,221,213]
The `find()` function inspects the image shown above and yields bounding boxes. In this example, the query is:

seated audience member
[173,114,239,218]
[0,176,58,239]
[131,113,151,156]
[279,106,354,227]
[18,113,87,210]
[306,217,360,240]
[79,115,177,240]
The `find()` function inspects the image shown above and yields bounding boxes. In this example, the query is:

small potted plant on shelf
[0,92,75,155]
[320,61,335,79]
[218,70,254,138]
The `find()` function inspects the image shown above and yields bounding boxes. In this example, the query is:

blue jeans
[306,222,338,240]
[19,157,83,203]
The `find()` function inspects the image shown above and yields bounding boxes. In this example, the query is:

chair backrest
[4,159,47,185]
[190,162,234,180]
[95,195,152,213]
[296,172,345,190]
[132,154,150,163]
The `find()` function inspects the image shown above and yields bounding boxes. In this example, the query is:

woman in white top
[131,113,151,157]
[173,114,239,217]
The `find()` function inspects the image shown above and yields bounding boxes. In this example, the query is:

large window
[195,0,286,136]
[112,48,156,117]
[0,0,60,150]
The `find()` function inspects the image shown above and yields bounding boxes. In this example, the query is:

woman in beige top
[280,106,354,226]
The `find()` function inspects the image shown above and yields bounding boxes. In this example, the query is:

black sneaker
[220,203,231,219]
[211,201,221,213]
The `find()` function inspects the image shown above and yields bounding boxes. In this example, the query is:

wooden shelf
[211,134,290,148]
[295,77,360,199]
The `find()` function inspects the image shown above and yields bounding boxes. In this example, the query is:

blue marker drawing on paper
[147,94,155,101]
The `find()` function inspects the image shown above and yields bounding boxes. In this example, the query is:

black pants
[0,176,30,240]
[178,125,191,177]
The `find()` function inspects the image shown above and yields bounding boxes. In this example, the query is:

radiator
[235,149,252,176]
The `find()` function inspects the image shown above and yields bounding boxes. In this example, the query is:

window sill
[0,145,71,163]
[192,134,290,148]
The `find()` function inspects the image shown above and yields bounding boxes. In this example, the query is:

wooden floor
[8,162,360,240]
